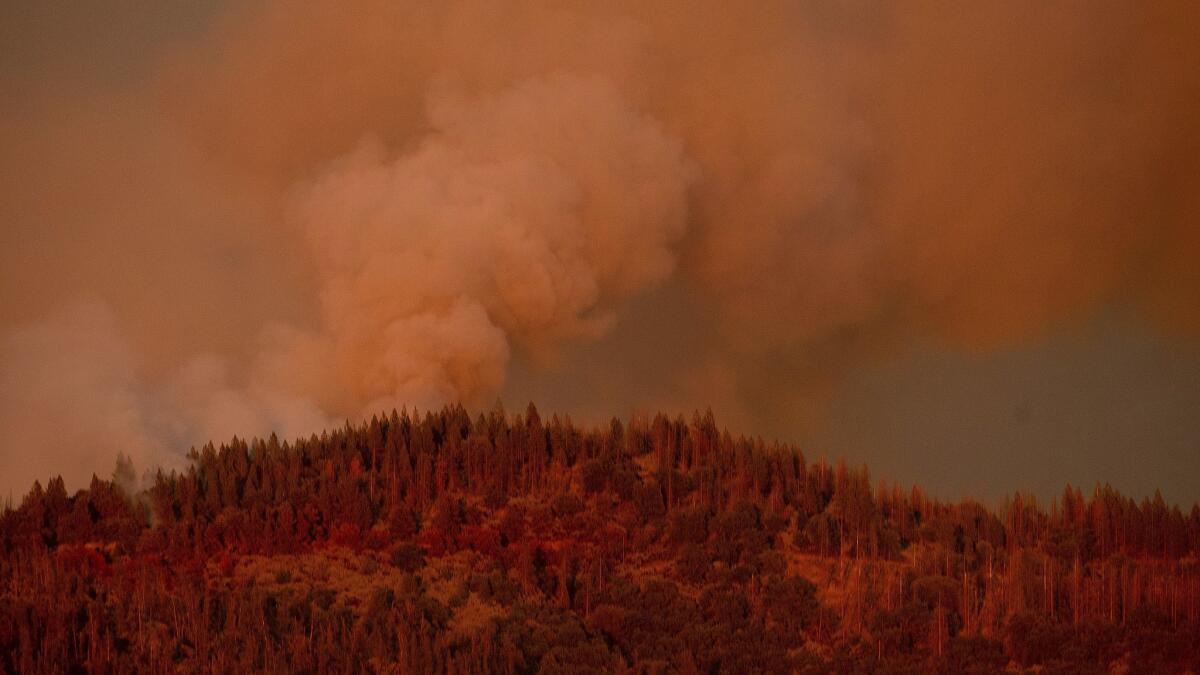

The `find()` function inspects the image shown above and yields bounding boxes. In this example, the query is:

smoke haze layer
[2,0,1198,500]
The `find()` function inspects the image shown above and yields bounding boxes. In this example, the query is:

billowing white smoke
[0,302,332,495]
[269,75,694,415]
[0,302,164,495]
[0,74,694,496]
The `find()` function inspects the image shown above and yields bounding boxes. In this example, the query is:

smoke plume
[274,75,694,415]
[2,0,1198,497]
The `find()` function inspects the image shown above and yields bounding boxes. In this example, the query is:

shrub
[389,542,426,572]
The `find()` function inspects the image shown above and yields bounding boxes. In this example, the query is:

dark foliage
[1,404,1198,673]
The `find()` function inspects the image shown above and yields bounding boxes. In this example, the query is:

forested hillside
[2,404,1199,673]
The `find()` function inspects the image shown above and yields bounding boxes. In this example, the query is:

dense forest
[2,403,1199,673]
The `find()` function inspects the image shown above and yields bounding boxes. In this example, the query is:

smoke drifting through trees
[1,1,1199,496]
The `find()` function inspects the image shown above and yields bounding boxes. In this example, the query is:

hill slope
[2,404,1199,672]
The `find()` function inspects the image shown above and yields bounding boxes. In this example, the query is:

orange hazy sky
[2,0,1198,504]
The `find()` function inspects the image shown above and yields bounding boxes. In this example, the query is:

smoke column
[271,75,694,416]
[1,0,1198,497]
